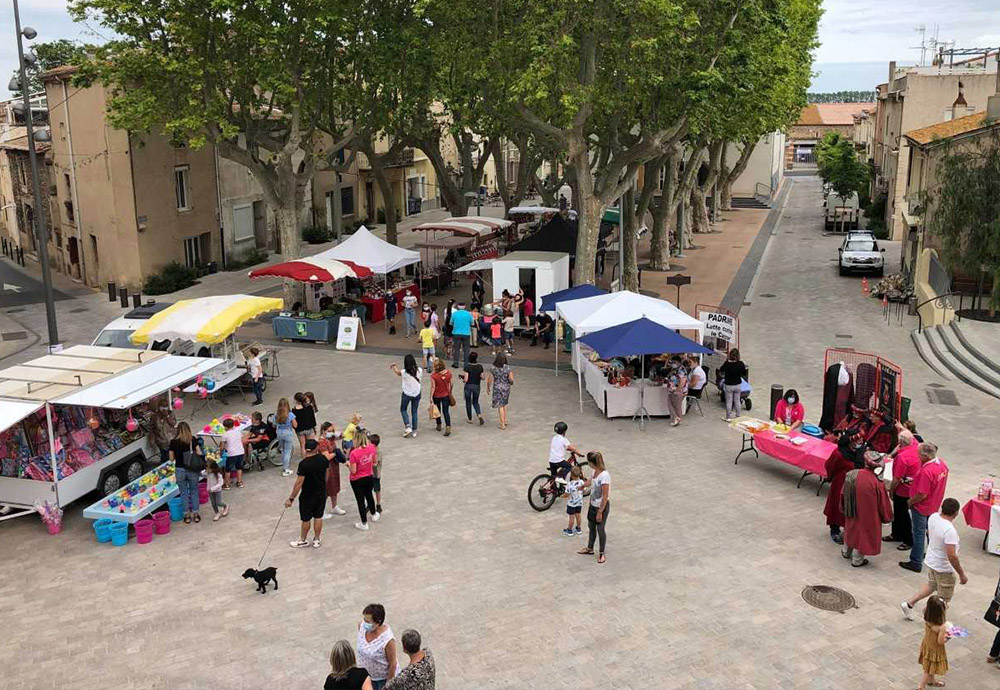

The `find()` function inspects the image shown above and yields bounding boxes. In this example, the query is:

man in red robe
[823,433,864,544]
[841,453,894,567]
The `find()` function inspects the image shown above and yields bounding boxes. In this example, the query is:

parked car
[92,302,173,349]
[824,192,860,232]
[838,235,885,276]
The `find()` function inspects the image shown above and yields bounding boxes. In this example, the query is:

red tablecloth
[752,430,837,478]
[361,284,419,323]
[962,497,993,531]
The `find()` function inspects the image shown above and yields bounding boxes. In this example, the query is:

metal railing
[928,252,952,298]
[755,182,772,200]
[915,291,963,333]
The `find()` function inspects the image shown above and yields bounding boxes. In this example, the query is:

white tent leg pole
[555,318,559,376]
[578,360,583,413]
[46,403,60,510]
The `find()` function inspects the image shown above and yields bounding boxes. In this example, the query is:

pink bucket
[135,518,154,544]
[198,481,209,505]
[152,511,171,535]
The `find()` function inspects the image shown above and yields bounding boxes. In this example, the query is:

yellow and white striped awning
[130,294,283,345]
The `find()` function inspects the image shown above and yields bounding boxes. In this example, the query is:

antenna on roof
[912,24,927,66]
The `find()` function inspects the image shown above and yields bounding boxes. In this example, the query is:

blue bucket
[168,497,184,522]
[93,518,114,543]
[801,424,824,438]
[109,521,129,547]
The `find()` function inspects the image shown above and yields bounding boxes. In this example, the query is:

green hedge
[227,248,269,271]
[144,262,198,295]
[302,225,330,244]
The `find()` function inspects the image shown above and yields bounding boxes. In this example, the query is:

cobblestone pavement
[2,176,1000,689]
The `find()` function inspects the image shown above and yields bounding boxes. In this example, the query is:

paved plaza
[2,177,1000,689]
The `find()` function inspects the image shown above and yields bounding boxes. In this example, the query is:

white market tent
[555,290,705,411]
[318,225,420,274]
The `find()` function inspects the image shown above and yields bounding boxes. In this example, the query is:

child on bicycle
[562,464,584,536]
[549,421,581,484]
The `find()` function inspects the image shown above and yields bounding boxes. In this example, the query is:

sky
[811,0,1000,91]
[0,0,997,98]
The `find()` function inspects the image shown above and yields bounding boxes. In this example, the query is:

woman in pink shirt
[885,430,919,550]
[348,430,378,532]
[772,389,805,430]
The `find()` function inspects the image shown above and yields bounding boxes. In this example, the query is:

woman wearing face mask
[318,421,347,519]
[773,389,805,431]
[357,603,397,690]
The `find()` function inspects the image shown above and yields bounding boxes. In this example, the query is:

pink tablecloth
[752,430,837,478]
[962,497,993,531]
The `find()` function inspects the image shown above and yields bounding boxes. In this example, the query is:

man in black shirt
[532,312,554,348]
[285,439,328,548]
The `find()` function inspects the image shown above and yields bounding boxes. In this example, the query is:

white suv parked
[838,234,885,277]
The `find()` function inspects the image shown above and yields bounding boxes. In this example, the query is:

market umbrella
[579,317,713,428]
[130,295,284,345]
[248,256,373,283]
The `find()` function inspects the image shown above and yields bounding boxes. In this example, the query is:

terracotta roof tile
[905,112,994,146]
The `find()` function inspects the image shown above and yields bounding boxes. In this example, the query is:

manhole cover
[759,293,776,298]
[835,334,853,339]
[928,383,944,389]
[1,331,27,341]
[742,301,752,307]
[6,308,25,314]
[926,388,960,406]
[802,585,856,612]
[69,307,89,314]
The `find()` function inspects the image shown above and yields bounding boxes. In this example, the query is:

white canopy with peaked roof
[318,225,420,274]
[556,290,703,336]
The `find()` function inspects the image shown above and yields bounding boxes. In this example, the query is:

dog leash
[258,506,287,568]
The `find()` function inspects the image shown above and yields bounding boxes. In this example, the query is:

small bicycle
[527,451,587,512]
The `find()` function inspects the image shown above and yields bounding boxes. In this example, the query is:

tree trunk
[720,140,756,211]
[648,149,679,271]
[622,185,638,291]
[370,158,398,245]
[273,205,304,307]
[690,187,711,234]
[571,149,603,285]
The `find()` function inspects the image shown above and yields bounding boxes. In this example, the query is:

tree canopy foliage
[807,90,876,104]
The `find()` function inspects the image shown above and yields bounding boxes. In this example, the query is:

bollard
[131,293,141,308]
[108,281,116,302]
[119,287,129,307]
[770,384,784,422]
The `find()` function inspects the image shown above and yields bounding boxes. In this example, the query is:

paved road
[0,257,69,308]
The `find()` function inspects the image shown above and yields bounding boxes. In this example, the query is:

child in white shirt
[563,465,584,536]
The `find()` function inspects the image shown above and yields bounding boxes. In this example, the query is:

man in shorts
[899,497,967,619]
[285,439,328,548]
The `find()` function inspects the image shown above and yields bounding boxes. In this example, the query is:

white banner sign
[336,316,361,351]
[699,311,736,343]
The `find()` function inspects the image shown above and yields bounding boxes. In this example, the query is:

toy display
[979,479,994,502]
[201,413,251,436]
[82,462,179,523]
[0,403,153,482]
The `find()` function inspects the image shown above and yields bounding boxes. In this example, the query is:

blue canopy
[578,317,713,359]
[539,284,607,313]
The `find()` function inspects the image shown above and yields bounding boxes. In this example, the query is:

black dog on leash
[242,567,278,594]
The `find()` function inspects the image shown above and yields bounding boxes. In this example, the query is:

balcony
[356,147,415,170]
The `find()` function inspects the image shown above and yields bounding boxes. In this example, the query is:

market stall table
[82,461,178,524]
[731,419,838,493]
[961,497,1000,551]
[361,284,420,323]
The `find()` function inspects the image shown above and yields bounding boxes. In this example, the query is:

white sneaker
[900,601,914,621]
[411,430,418,438]
[282,469,293,477]
[331,506,347,515]
[322,512,335,520]
[555,477,568,486]
[289,539,310,548]
[355,522,369,531]
[312,539,321,548]
[403,428,412,438]
[372,511,380,522]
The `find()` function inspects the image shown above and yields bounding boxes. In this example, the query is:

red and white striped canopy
[248,257,373,283]
[410,216,513,237]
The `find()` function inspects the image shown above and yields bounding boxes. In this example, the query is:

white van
[92,302,174,349]
[824,192,860,232]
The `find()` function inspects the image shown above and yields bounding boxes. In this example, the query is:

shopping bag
[429,403,441,421]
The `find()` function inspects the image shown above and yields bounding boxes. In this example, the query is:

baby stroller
[714,368,753,411]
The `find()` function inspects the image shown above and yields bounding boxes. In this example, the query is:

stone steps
[911,324,1000,400]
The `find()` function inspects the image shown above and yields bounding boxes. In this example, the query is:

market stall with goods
[555,290,706,413]
[320,226,421,323]
[129,294,281,399]
[0,346,223,528]
[577,317,712,425]
[411,216,513,267]
[961,479,1000,554]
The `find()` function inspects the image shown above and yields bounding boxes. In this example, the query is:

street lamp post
[12,0,59,350]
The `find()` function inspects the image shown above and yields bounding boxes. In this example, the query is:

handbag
[448,381,456,407]
[182,449,206,473]
[986,597,1000,629]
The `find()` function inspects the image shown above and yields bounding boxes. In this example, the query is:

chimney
[951,80,969,119]
[888,61,896,85]
[990,54,1000,120]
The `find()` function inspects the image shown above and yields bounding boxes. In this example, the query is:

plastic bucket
[198,481,209,505]
[109,521,129,547]
[168,497,184,521]
[135,518,154,544]
[47,521,61,535]
[94,518,115,543]
[152,511,171,535]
